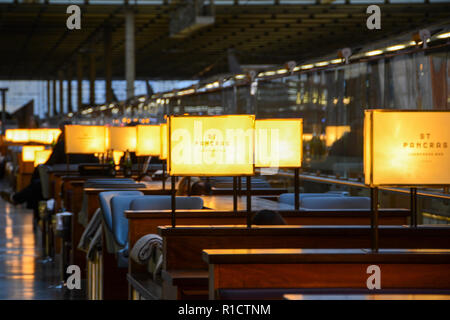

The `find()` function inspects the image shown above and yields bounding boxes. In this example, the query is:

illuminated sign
[5,129,61,144]
[168,115,255,176]
[65,125,107,154]
[136,125,160,156]
[29,129,61,144]
[34,150,52,167]
[6,129,29,143]
[108,126,137,152]
[255,119,303,168]
[22,146,45,162]
[160,123,168,160]
[364,110,450,186]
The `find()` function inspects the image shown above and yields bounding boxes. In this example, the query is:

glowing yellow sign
[29,129,61,144]
[160,123,168,160]
[325,125,351,147]
[255,119,303,168]
[65,125,107,154]
[22,146,45,162]
[34,150,52,167]
[5,129,61,144]
[108,126,137,152]
[364,110,450,186]
[168,115,255,176]
[5,129,29,143]
[136,125,160,156]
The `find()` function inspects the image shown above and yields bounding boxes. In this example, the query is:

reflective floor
[0,184,83,300]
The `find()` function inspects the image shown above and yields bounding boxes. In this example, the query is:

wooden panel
[212,263,450,294]
[163,226,450,270]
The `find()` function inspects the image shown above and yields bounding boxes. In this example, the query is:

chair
[98,191,144,254]
[110,195,204,268]
[77,181,146,226]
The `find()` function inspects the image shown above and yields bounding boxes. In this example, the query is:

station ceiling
[0,1,449,80]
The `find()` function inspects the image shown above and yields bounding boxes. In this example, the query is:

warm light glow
[365,50,383,57]
[160,123,168,160]
[108,126,137,152]
[5,129,29,143]
[5,129,61,144]
[29,129,61,144]
[386,44,406,51]
[22,146,45,162]
[325,125,351,147]
[65,125,107,154]
[315,61,329,67]
[255,119,303,168]
[113,151,124,166]
[136,125,161,156]
[301,64,314,70]
[436,32,450,39]
[364,110,450,186]
[168,115,255,176]
[34,150,52,167]
[331,58,344,64]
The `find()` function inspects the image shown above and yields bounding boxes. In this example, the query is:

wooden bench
[127,224,450,300]
[126,207,409,272]
[203,248,450,300]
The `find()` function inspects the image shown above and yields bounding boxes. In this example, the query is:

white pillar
[125,8,135,100]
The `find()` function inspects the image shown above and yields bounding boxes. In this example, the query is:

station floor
[0,183,84,300]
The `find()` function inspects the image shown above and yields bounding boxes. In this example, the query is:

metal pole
[171,176,176,228]
[294,168,300,211]
[233,177,237,212]
[246,176,252,228]
[162,161,166,190]
[0,88,7,135]
[125,7,135,100]
[370,187,379,252]
[410,187,417,228]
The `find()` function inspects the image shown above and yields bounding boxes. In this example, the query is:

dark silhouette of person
[251,210,287,225]
[1,121,98,224]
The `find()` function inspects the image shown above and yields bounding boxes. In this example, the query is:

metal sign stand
[370,187,379,252]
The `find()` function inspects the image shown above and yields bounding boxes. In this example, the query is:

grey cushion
[98,191,144,253]
[279,193,346,206]
[300,196,371,210]
[130,196,204,211]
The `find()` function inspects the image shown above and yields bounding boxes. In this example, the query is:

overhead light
[68,113,73,117]
[264,71,276,76]
[258,72,265,77]
[365,50,383,57]
[301,64,314,70]
[331,58,343,64]
[100,105,107,111]
[315,61,329,67]
[138,97,146,102]
[436,32,450,39]
[235,74,246,79]
[177,89,195,96]
[276,69,288,74]
[386,44,406,51]
[293,66,301,72]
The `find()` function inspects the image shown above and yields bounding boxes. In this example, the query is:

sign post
[364,110,450,251]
